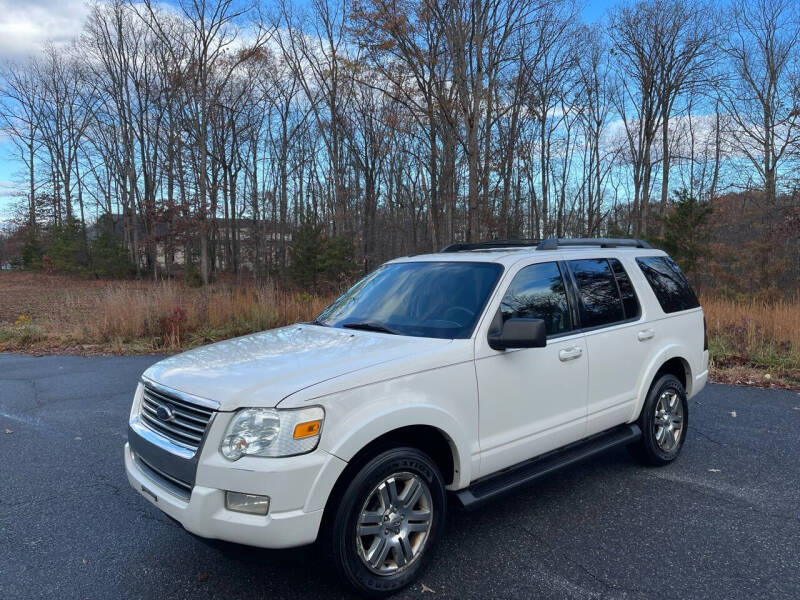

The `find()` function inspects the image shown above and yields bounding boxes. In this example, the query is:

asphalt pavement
[1,353,799,599]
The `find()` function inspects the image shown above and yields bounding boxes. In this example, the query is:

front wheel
[325,447,446,597]
[629,374,688,466]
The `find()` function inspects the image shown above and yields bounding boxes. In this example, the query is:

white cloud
[0,177,19,220]
[0,0,90,60]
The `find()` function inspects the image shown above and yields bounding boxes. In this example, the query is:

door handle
[558,347,583,362]
[637,329,655,341]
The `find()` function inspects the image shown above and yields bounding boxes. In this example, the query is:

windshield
[315,261,504,339]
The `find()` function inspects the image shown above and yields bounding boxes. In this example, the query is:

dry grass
[0,272,333,354]
[1,272,798,388]
[701,295,800,388]
[80,282,331,349]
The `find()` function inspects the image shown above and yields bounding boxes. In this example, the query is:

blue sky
[582,0,613,22]
[0,0,615,220]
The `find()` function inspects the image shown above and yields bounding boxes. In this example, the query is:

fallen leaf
[198,573,209,582]
[730,410,737,417]
[421,583,436,594]
[708,469,721,473]
[3,429,12,434]
[82,559,87,565]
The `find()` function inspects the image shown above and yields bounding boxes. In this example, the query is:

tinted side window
[609,258,641,320]
[500,262,572,336]
[569,259,625,327]
[636,256,700,313]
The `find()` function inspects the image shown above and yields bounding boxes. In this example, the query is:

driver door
[474,261,588,477]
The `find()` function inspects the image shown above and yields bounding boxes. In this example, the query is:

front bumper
[124,439,347,549]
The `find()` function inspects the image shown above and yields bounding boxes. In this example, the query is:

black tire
[628,374,689,466]
[323,447,446,597]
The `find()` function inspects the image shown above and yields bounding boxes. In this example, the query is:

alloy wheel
[355,472,433,575]
[653,389,684,452]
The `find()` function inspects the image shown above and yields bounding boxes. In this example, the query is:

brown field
[0,272,333,354]
[700,295,800,388]
[1,272,798,388]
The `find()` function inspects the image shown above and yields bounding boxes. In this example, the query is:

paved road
[1,354,799,599]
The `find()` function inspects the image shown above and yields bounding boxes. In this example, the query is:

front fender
[325,403,471,488]
[282,361,480,491]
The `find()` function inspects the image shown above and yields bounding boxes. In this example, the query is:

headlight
[220,406,324,460]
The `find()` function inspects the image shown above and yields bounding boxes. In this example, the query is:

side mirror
[487,314,547,351]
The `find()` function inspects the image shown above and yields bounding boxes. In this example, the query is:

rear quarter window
[635,256,700,313]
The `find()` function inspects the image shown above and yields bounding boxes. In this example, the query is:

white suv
[125,238,708,595]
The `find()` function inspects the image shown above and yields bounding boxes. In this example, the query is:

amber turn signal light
[293,420,322,439]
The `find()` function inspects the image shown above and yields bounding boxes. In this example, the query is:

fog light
[225,491,270,515]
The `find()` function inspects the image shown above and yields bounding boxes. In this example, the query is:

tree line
[1,0,799,285]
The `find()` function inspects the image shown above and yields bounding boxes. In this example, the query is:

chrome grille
[140,384,214,451]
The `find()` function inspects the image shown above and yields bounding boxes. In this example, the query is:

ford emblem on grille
[155,404,174,422]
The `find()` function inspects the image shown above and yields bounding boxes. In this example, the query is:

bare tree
[434,0,535,240]
[350,0,458,248]
[610,0,717,236]
[574,25,615,235]
[278,0,353,235]
[721,0,800,204]
[523,0,580,238]
[0,61,44,228]
[36,45,97,229]
[652,1,717,229]
[4,0,794,283]
[139,0,268,284]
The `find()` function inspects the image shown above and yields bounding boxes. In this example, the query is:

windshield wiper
[305,318,328,327]
[341,322,400,335]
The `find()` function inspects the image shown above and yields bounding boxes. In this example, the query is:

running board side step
[454,424,641,510]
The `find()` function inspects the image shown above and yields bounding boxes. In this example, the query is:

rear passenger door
[566,258,652,436]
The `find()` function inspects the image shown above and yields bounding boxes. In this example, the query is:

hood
[142,324,454,410]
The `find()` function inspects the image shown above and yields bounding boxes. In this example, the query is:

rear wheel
[325,447,446,597]
[629,374,688,466]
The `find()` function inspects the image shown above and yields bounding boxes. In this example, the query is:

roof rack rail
[440,239,542,252]
[536,237,652,250]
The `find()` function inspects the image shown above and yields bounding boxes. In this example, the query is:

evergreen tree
[655,189,713,276]
[89,214,135,278]
[289,222,325,289]
[288,221,356,291]
[20,227,43,270]
[322,234,357,285]
[47,218,88,274]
